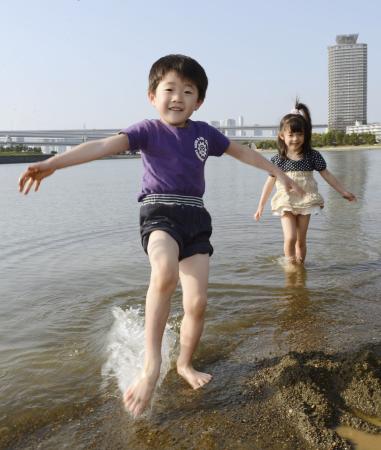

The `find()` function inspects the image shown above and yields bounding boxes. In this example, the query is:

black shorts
[139,203,213,261]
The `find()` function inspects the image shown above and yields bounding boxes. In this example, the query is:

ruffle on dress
[271,171,324,217]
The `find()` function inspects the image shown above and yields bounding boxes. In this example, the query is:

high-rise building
[237,115,245,137]
[225,118,236,137]
[328,34,367,131]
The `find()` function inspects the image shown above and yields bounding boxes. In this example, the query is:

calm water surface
[0,150,380,448]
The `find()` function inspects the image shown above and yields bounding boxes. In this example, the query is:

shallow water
[337,425,381,450]
[1,149,380,448]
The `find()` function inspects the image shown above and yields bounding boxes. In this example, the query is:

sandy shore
[4,343,380,450]
[128,343,381,450]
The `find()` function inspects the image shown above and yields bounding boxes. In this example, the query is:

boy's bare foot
[177,364,212,389]
[123,372,159,417]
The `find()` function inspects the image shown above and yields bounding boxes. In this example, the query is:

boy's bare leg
[177,253,212,389]
[295,214,311,263]
[124,230,179,417]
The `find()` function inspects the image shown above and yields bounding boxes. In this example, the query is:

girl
[254,101,356,265]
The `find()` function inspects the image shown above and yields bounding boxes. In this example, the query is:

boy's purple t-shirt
[120,119,230,201]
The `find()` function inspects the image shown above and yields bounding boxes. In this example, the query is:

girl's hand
[343,191,356,202]
[18,163,55,194]
[254,206,263,221]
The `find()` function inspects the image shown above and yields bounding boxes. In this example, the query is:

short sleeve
[269,154,278,176]
[119,120,150,152]
[207,125,230,157]
[312,150,327,171]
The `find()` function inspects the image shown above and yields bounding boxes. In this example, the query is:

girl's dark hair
[277,99,312,158]
[148,54,208,101]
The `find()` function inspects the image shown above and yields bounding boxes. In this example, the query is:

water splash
[277,256,293,267]
[101,306,176,394]
[276,256,305,271]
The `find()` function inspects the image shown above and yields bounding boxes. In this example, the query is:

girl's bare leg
[280,212,298,264]
[177,253,212,389]
[123,230,179,417]
[295,214,311,263]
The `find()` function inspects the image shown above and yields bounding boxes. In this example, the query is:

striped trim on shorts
[141,193,204,208]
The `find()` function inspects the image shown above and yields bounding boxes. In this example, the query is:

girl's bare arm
[254,176,276,221]
[319,169,356,201]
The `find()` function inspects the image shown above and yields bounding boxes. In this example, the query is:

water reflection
[283,263,308,289]
[274,264,327,353]
[321,151,370,262]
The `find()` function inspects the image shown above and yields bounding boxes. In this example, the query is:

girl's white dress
[270,150,326,216]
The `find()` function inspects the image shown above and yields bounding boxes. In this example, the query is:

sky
[1,0,380,130]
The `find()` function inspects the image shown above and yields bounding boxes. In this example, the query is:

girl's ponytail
[295,99,312,151]
[295,99,312,134]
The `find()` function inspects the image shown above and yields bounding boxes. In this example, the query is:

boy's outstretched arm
[225,142,304,196]
[254,176,276,221]
[318,169,356,201]
[19,134,130,194]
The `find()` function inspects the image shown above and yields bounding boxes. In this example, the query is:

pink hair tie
[290,108,305,119]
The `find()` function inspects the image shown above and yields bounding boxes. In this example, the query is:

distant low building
[346,122,381,142]
[210,120,221,128]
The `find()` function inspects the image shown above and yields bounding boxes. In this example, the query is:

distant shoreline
[0,154,52,164]
[318,144,381,151]
[0,154,140,164]
[1,146,380,164]
[257,144,381,152]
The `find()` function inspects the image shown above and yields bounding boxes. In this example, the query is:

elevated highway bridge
[0,124,328,149]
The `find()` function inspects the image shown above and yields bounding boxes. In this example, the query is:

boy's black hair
[148,54,208,101]
[277,99,312,158]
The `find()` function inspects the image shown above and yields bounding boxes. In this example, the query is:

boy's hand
[343,191,356,202]
[18,163,55,194]
[254,206,263,221]
[278,173,305,196]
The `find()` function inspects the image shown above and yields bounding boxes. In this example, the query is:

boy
[19,54,303,417]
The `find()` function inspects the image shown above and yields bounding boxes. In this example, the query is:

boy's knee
[184,294,207,318]
[150,264,178,294]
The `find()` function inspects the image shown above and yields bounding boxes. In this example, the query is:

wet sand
[2,342,380,450]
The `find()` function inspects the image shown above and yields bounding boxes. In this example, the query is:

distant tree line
[0,145,42,153]
[255,131,377,150]
[312,131,376,147]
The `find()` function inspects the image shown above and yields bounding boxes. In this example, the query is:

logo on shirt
[194,137,208,161]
